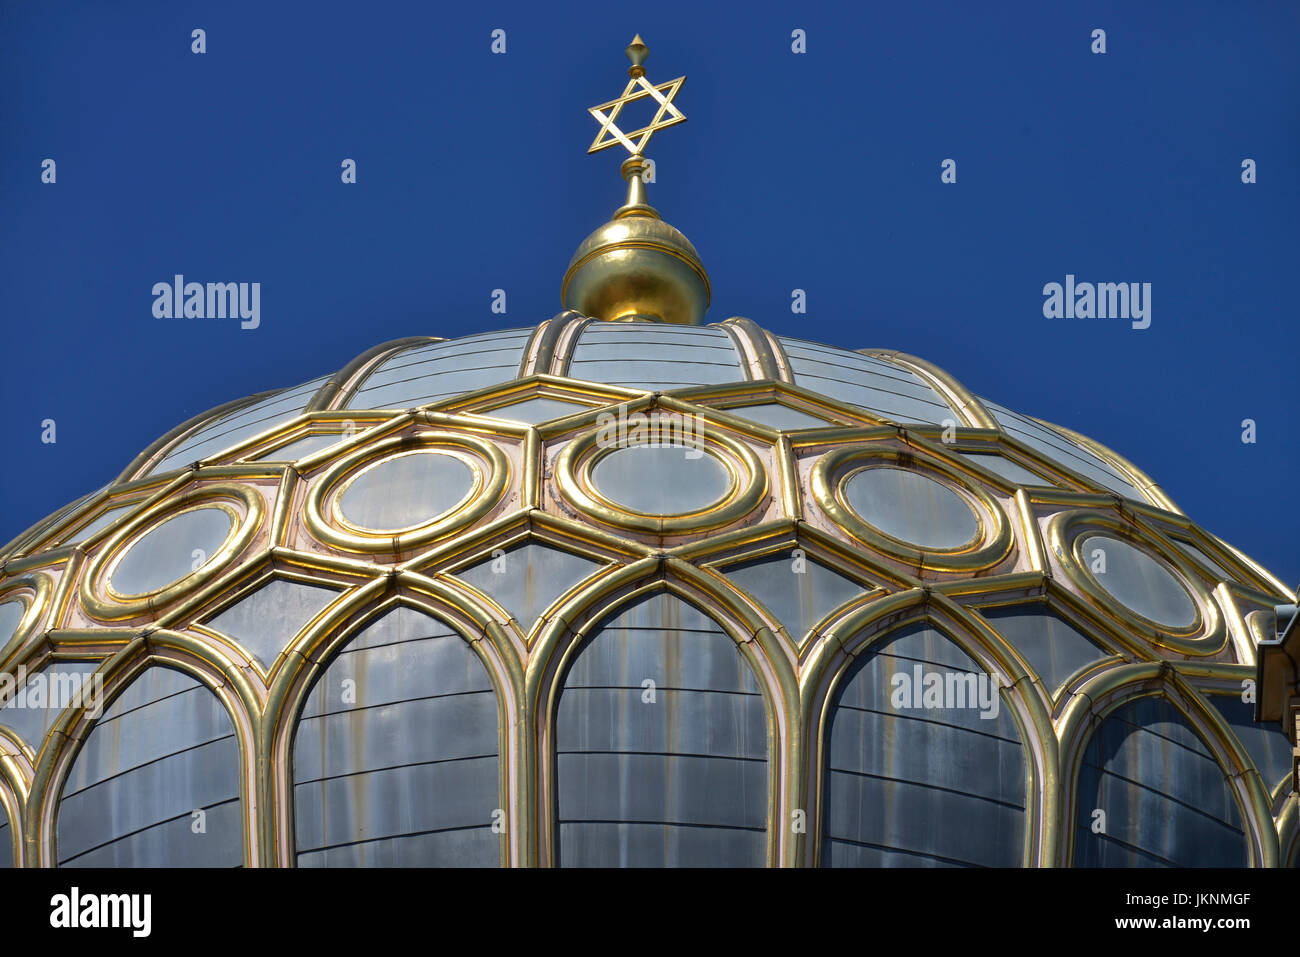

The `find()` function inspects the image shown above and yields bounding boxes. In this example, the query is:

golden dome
[561,158,710,326]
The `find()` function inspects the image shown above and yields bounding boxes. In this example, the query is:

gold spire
[563,36,710,326]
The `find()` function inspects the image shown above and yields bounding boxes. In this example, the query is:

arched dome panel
[554,591,769,867]
[1073,696,1248,866]
[821,621,1027,867]
[292,606,501,866]
[56,666,243,867]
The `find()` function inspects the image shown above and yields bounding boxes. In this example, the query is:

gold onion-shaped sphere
[562,211,710,325]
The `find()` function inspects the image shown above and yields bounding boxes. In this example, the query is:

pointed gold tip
[626,35,649,71]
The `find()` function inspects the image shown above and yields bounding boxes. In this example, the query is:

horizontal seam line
[297,822,495,857]
[300,688,496,721]
[293,752,498,787]
[821,836,991,868]
[824,766,1026,811]
[556,749,766,762]
[59,796,241,864]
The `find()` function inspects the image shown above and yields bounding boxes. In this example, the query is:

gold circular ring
[80,484,264,622]
[811,446,1013,572]
[0,573,54,663]
[1046,509,1220,655]
[554,424,766,534]
[304,432,508,553]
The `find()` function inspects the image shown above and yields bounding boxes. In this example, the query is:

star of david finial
[563,36,710,326]
[587,35,686,156]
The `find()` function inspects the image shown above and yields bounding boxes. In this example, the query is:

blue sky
[2,1,1296,586]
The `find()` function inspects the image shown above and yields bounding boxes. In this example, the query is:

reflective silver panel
[823,623,1026,867]
[62,503,137,545]
[1208,695,1295,789]
[721,402,834,431]
[109,507,233,596]
[1080,535,1197,628]
[0,601,23,648]
[483,397,592,424]
[977,606,1110,695]
[980,399,1144,500]
[778,338,953,424]
[842,467,978,549]
[346,330,532,410]
[0,816,10,867]
[1168,536,1240,585]
[590,445,730,515]
[205,579,341,669]
[293,607,500,866]
[451,542,603,632]
[722,550,866,644]
[957,452,1052,487]
[255,432,347,462]
[0,662,101,752]
[151,375,330,474]
[556,592,768,867]
[568,323,745,390]
[1074,696,1246,866]
[338,452,473,531]
[58,666,242,866]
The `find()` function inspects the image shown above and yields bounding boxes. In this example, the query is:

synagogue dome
[0,317,1295,867]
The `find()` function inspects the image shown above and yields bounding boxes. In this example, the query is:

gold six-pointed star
[587,72,686,156]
